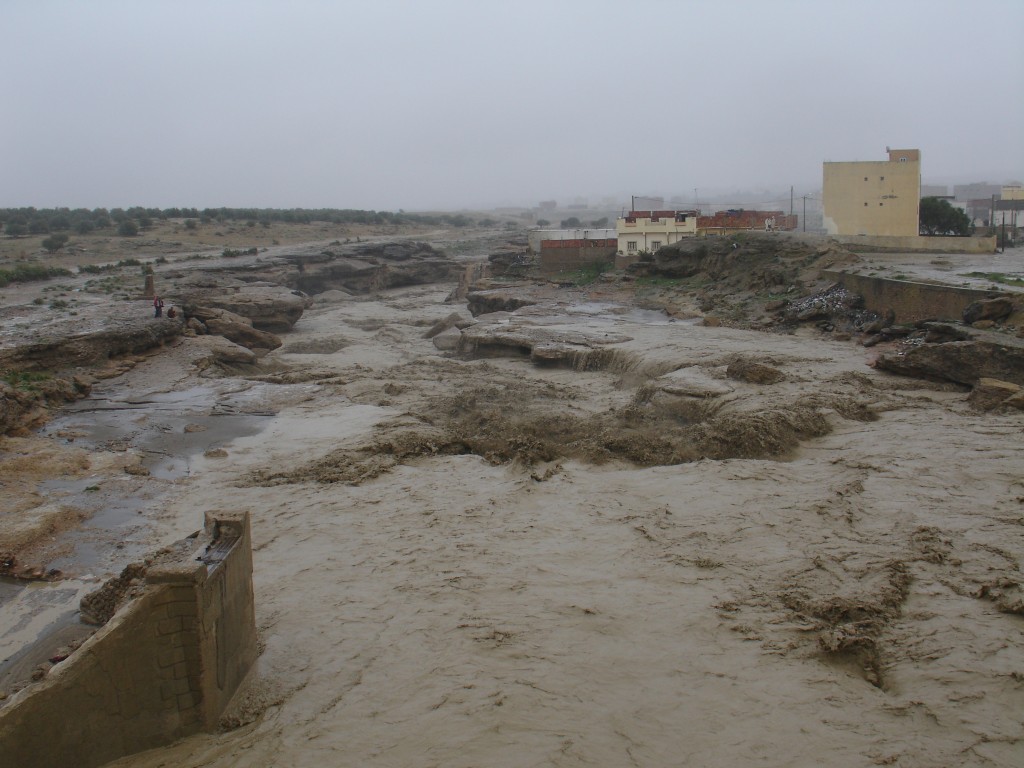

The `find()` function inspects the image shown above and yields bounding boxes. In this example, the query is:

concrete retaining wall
[834,234,996,254]
[823,270,1009,323]
[0,512,257,768]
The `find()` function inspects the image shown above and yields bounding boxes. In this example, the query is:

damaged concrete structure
[0,512,257,768]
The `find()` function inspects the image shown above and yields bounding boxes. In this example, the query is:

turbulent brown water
[81,282,1024,768]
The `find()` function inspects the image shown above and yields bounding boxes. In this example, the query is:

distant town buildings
[614,207,797,259]
[920,184,949,198]
[822,148,921,237]
[953,182,1002,201]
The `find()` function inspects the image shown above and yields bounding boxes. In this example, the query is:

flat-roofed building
[616,210,698,256]
[822,148,921,236]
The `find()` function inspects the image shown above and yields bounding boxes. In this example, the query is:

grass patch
[635,275,686,288]
[2,370,51,392]
[0,264,72,287]
[961,271,1024,287]
[562,260,613,286]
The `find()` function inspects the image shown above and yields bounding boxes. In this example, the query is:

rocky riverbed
[2,232,1023,767]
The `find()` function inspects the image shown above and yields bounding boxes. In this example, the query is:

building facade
[616,210,698,255]
[822,148,921,236]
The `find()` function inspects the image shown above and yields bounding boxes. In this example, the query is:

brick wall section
[823,270,1011,324]
[539,245,617,275]
[0,512,257,768]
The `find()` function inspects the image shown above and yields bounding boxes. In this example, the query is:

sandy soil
[63,278,1023,767]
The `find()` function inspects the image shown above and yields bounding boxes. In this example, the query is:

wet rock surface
[875,337,1024,386]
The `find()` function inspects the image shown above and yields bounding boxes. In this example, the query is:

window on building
[880,176,885,181]
[627,241,637,252]
[899,157,907,162]
[864,177,868,181]
[864,202,868,206]
[651,241,662,251]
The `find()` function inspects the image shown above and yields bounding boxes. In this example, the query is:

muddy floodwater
[8,275,1024,767]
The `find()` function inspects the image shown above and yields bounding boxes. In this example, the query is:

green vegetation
[919,197,972,236]
[0,206,496,238]
[961,271,1024,287]
[564,260,613,286]
[635,275,685,287]
[2,370,51,392]
[223,247,258,257]
[41,233,70,252]
[0,263,72,287]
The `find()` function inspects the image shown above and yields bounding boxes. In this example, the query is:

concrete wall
[823,270,1009,323]
[539,245,617,275]
[823,150,920,237]
[833,234,996,254]
[0,512,257,768]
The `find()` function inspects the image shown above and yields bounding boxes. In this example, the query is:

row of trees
[534,217,610,228]
[0,207,487,238]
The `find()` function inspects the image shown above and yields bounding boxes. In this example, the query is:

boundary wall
[834,234,996,254]
[823,270,1010,324]
[539,242,617,275]
[0,511,257,768]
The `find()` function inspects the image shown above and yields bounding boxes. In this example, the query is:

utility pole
[802,195,807,232]
[790,186,793,217]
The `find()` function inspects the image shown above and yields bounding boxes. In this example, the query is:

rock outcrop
[0,374,92,435]
[963,296,1014,325]
[178,284,309,333]
[186,307,282,351]
[466,288,538,317]
[967,378,1024,411]
[875,339,1024,387]
[288,242,458,296]
[0,316,182,372]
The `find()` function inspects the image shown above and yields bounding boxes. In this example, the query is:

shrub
[41,233,70,253]
[0,264,73,287]
[117,220,139,237]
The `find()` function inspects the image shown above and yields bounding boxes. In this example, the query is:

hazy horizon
[4,0,1022,212]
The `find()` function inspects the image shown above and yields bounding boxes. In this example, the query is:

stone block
[168,601,197,618]
[157,647,186,669]
[157,617,182,635]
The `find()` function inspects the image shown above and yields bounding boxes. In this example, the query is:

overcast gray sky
[4,0,1022,210]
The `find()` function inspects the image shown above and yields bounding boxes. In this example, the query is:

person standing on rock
[154,295,164,318]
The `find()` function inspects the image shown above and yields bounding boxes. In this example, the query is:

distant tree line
[0,206,488,239]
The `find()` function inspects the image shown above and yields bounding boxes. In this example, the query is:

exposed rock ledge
[875,338,1024,387]
[175,282,311,333]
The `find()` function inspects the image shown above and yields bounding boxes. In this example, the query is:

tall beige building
[822,148,921,236]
